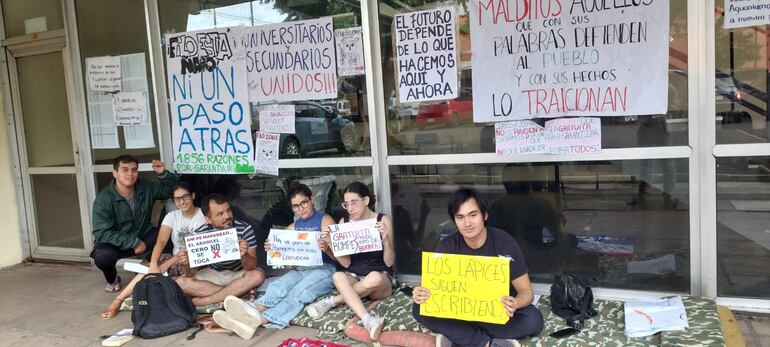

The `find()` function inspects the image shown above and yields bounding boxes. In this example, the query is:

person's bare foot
[101,298,123,319]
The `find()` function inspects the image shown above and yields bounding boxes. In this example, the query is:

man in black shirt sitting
[411,188,544,347]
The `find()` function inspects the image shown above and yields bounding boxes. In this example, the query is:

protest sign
[266,229,323,267]
[495,120,546,155]
[243,18,338,102]
[184,228,240,268]
[254,131,280,176]
[258,104,295,134]
[335,27,365,76]
[469,0,669,121]
[420,252,510,324]
[328,218,381,257]
[544,117,601,154]
[112,92,147,126]
[394,7,458,103]
[166,27,254,174]
[86,56,121,92]
[724,0,770,29]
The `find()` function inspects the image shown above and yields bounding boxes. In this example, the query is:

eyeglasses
[341,199,363,210]
[291,199,311,210]
[173,194,192,203]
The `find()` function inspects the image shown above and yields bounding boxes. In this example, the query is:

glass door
[6,30,90,261]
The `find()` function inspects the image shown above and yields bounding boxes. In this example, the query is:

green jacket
[91,171,178,250]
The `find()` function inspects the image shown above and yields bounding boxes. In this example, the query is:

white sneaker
[223,295,261,328]
[435,333,452,347]
[213,310,257,340]
[306,299,334,318]
[363,315,384,341]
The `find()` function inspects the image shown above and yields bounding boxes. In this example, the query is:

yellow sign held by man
[420,252,510,324]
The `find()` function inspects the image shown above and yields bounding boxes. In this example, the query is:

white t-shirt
[161,208,206,255]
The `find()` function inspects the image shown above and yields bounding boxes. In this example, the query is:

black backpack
[550,275,597,330]
[132,273,197,338]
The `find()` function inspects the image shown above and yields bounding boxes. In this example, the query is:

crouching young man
[412,188,544,347]
[176,193,266,306]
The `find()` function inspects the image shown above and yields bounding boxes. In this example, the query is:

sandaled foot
[104,276,122,293]
[101,299,123,319]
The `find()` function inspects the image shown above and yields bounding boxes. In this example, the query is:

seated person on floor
[91,155,178,292]
[176,193,266,306]
[101,181,206,319]
[306,182,397,342]
[411,188,544,347]
[213,182,338,339]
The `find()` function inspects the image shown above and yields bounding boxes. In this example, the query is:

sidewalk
[0,262,330,347]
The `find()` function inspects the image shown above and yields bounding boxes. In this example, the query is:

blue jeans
[252,264,335,328]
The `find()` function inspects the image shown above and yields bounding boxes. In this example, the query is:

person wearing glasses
[305,182,396,342]
[100,181,205,319]
[211,182,337,339]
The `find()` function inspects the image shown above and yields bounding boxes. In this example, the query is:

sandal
[101,298,123,319]
[104,276,122,293]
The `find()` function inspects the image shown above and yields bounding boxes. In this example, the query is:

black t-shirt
[435,227,528,296]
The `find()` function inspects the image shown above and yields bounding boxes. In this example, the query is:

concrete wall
[0,92,24,268]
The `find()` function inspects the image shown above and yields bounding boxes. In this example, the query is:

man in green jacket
[91,154,178,292]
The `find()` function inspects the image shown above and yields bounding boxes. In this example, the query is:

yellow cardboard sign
[420,252,510,324]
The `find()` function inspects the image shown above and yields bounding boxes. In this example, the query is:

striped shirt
[194,219,256,272]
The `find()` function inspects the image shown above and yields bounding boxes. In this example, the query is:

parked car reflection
[251,101,358,158]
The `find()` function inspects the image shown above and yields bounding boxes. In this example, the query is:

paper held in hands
[184,228,240,268]
[266,229,323,267]
[328,218,381,257]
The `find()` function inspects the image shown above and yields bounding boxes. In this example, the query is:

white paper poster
[86,56,121,92]
[328,218,382,257]
[184,228,240,268]
[724,0,770,29]
[266,229,323,267]
[544,117,601,155]
[394,7,458,103]
[242,18,338,102]
[166,27,254,174]
[112,92,147,126]
[495,120,546,156]
[469,1,669,121]
[335,27,365,76]
[254,132,280,176]
[258,104,296,134]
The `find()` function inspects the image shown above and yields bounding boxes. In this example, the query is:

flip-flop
[104,276,121,293]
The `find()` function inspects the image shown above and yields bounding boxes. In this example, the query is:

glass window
[76,0,160,164]
[715,3,770,144]
[380,1,688,155]
[391,159,690,292]
[159,0,371,159]
[2,0,63,37]
[716,157,770,298]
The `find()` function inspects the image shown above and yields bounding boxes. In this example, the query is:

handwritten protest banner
[495,120,546,155]
[724,0,770,29]
[258,104,295,134]
[544,117,601,154]
[112,92,147,126]
[166,27,254,174]
[421,252,510,324]
[254,132,280,176]
[86,56,121,92]
[394,7,458,103]
[329,218,381,257]
[243,18,337,102]
[469,0,668,121]
[266,229,323,267]
[185,228,240,267]
[335,27,365,76]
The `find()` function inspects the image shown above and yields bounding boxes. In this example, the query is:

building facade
[0,0,768,312]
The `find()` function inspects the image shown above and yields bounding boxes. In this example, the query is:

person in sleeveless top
[212,182,337,339]
[100,181,206,319]
[305,182,395,342]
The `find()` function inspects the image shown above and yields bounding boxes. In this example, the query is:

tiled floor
[0,261,769,346]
